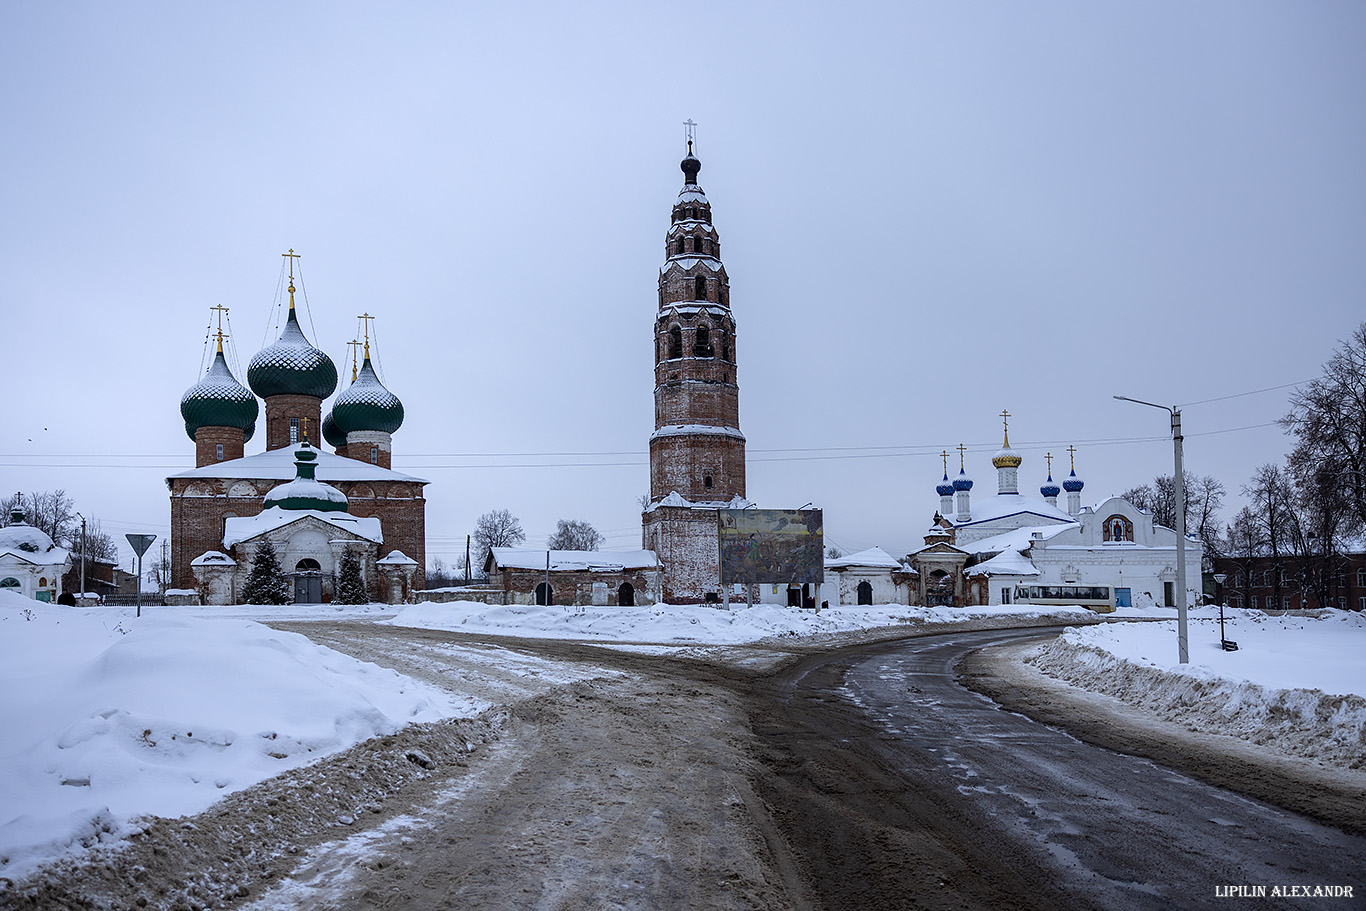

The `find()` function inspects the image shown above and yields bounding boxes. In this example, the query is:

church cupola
[247,251,338,450]
[992,410,1022,495]
[331,316,404,469]
[648,126,745,504]
[1063,445,1085,516]
[263,441,348,512]
[952,444,972,521]
[1040,452,1061,506]
[181,309,259,467]
[935,450,955,516]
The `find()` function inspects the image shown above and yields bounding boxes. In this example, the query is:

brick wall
[194,426,246,467]
[642,505,721,603]
[263,394,324,450]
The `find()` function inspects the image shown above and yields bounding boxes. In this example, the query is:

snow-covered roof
[168,446,427,485]
[826,546,902,570]
[649,424,746,443]
[191,551,235,566]
[964,523,1078,558]
[969,550,1039,577]
[488,548,661,572]
[0,522,57,555]
[222,509,383,549]
[661,256,724,274]
[644,492,754,513]
[378,550,418,566]
[677,187,708,203]
[950,492,1075,528]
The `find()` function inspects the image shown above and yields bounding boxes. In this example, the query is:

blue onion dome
[247,307,338,400]
[1063,468,1085,493]
[332,357,404,435]
[936,473,956,497]
[953,468,973,491]
[264,442,348,512]
[180,350,259,443]
[321,409,347,449]
[1040,474,1062,498]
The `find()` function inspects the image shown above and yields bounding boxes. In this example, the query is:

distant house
[825,546,911,605]
[484,548,662,607]
[0,506,72,602]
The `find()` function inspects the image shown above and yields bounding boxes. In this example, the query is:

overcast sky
[2,2,1363,571]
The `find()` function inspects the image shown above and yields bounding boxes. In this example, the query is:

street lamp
[1114,395,1190,664]
[1213,572,1238,652]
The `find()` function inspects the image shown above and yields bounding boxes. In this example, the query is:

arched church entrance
[618,582,635,606]
[294,558,323,604]
[535,582,554,606]
[856,580,873,605]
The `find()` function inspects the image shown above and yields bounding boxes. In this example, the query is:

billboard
[718,509,823,585]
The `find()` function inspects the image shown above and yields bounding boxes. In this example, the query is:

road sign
[125,534,157,557]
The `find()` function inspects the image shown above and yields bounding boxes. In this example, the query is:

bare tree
[473,508,525,568]
[1123,473,1224,567]
[2,490,76,542]
[1281,322,1366,535]
[546,519,604,552]
[1242,463,1304,610]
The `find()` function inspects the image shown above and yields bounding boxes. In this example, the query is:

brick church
[642,137,753,603]
[168,262,427,603]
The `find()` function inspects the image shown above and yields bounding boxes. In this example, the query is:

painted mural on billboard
[718,508,824,584]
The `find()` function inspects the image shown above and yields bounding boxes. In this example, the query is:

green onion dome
[332,357,404,435]
[247,308,338,400]
[321,409,347,449]
[263,442,348,512]
[180,350,259,442]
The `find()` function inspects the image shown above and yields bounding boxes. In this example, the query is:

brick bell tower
[643,129,747,603]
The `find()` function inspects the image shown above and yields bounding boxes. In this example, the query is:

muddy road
[6,621,1364,910]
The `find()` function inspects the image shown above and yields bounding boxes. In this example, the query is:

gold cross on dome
[282,248,300,279]
[1067,444,1077,470]
[957,443,968,471]
[1045,452,1053,475]
[1000,409,1012,447]
[940,449,949,474]
[357,313,375,359]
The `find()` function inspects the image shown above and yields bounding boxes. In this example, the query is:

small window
[1250,595,1258,609]
[296,559,321,572]
[695,276,707,300]
[675,238,684,255]
[668,325,682,359]
[1235,571,1244,588]
[216,443,224,461]
[1360,596,1366,611]
[289,417,300,443]
[686,207,695,219]
[703,474,713,489]
[1358,568,1366,587]
[694,325,712,357]
[1338,596,1346,609]
[370,446,378,464]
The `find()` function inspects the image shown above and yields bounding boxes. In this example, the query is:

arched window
[703,474,713,489]
[668,325,682,359]
[618,582,635,607]
[685,207,695,219]
[289,418,300,443]
[694,325,712,357]
[695,276,707,300]
[674,238,684,255]
[296,559,321,572]
[535,582,554,606]
[0,577,19,589]
[1103,515,1134,542]
[857,580,873,605]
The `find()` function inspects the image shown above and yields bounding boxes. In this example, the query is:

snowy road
[7,620,1363,910]
[754,627,1366,909]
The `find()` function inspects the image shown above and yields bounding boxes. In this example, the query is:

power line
[1177,379,1312,408]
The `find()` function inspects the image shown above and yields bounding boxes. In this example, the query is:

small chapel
[167,255,426,604]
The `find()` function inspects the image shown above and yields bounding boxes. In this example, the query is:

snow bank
[1030,609,1366,770]
[387,600,1097,644]
[0,592,462,880]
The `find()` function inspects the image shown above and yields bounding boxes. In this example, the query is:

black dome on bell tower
[680,142,701,185]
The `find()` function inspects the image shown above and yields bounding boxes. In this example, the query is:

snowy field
[385,599,1097,645]
[1032,606,1366,769]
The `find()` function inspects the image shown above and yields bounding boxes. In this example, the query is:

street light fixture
[1114,394,1190,664]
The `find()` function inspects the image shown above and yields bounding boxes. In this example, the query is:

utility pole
[465,535,471,585]
[76,513,86,599]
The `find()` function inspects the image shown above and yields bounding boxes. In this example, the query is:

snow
[825,546,902,570]
[951,491,1075,527]
[969,549,1039,576]
[489,548,660,572]
[649,423,745,442]
[1032,607,1366,769]
[387,600,1095,645]
[964,522,1077,557]
[168,445,427,484]
[644,491,753,512]
[222,509,383,548]
[0,592,462,880]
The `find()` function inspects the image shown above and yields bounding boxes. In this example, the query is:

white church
[826,416,1203,610]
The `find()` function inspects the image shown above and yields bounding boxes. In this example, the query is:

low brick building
[485,548,661,607]
[1211,551,1366,612]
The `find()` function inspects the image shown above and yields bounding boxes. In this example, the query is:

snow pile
[1030,609,1366,770]
[0,591,462,880]
[388,600,1097,644]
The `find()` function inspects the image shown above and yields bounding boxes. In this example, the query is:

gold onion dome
[332,357,404,435]
[992,425,1022,469]
[247,307,338,400]
[180,349,259,442]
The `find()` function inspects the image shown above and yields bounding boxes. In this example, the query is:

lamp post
[1114,395,1190,664]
